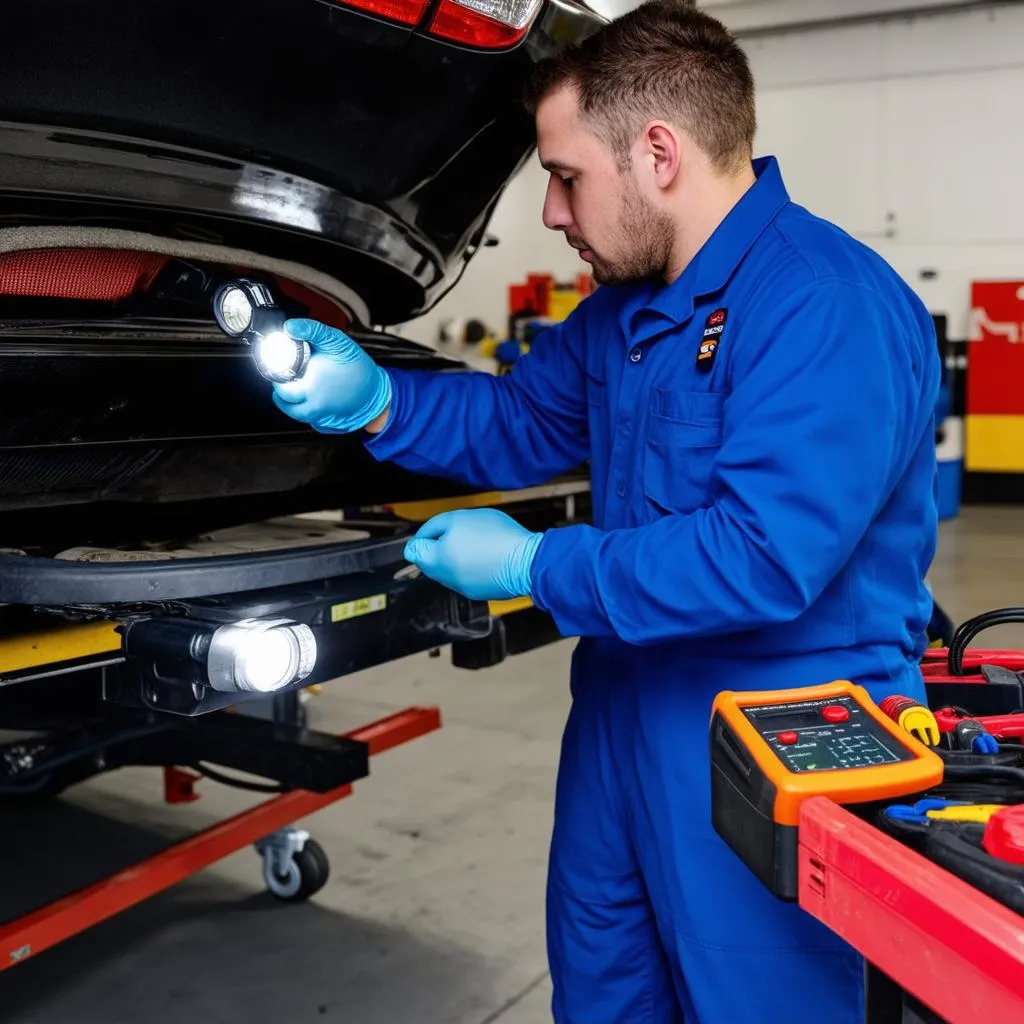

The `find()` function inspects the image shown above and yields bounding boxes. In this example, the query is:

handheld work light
[212,277,310,383]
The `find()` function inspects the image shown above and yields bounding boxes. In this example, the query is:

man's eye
[562,177,576,191]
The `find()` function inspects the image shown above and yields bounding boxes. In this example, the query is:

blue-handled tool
[884,797,966,823]
[884,797,1004,824]
[952,719,999,755]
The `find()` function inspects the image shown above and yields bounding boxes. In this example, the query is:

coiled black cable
[189,762,287,794]
[942,761,1024,788]
[948,607,1024,675]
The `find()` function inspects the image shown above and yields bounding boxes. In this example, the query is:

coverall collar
[623,155,790,344]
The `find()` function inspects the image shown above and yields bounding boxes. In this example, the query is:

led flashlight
[212,277,310,383]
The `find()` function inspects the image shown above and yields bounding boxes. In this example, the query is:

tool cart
[711,607,1024,1024]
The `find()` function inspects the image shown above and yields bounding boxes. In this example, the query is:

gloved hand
[271,318,392,433]
[403,508,543,601]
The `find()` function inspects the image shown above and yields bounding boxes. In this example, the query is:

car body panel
[0,0,600,558]
[0,0,604,325]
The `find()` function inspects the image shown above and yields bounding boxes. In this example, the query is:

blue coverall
[366,156,941,1023]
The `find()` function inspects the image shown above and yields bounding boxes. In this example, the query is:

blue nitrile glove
[271,318,392,433]
[403,508,543,601]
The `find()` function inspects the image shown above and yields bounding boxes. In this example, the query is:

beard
[584,182,675,287]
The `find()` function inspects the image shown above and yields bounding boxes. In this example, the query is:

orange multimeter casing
[710,680,944,900]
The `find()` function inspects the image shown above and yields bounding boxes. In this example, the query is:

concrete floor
[1,505,1021,1023]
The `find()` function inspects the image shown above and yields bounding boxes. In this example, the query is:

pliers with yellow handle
[884,798,1006,824]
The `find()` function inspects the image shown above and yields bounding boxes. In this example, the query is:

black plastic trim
[0,119,444,297]
[0,532,413,606]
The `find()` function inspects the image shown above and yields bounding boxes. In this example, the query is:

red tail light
[427,0,541,47]
[334,0,542,47]
[340,0,430,25]
[0,249,166,301]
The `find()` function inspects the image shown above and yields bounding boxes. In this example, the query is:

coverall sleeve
[364,305,590,491]
[529,279,935,643]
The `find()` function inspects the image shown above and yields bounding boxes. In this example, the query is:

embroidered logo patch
[696,307,727,372]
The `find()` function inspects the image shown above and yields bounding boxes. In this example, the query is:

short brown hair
[523,0,756,175]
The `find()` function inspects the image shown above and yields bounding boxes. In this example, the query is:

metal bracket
[255,826,309,878]
[163,766,202,804]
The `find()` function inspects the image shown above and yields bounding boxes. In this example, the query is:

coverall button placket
[607,326,671,526]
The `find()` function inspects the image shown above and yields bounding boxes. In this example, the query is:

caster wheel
[262,837,330,902]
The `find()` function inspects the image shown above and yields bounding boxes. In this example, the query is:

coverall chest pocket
[643,389,725,517]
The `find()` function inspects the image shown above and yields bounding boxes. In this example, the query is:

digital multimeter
[710,681,944,899]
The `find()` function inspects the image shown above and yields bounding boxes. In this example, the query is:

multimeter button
[822,705,850,723]
[777,731,799,745]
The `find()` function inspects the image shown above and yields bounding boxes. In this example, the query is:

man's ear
[643,122,682,191]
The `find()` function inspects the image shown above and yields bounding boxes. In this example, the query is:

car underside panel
[0,254,486,551]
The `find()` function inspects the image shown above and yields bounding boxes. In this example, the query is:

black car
[0,0,604,559]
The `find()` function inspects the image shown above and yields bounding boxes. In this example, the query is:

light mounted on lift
[212,277,310,383]
[203,617,317,694]
[122,614,317,699]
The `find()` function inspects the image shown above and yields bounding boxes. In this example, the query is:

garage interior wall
[743,0,1024,340]
[395,158,585,346]
[398,0,1024,348]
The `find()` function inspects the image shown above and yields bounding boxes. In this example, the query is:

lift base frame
[0,705,441,971]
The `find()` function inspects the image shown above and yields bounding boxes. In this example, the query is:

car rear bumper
[0,0,603,324]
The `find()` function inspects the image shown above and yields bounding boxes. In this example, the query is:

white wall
[398,0,1024,345]
[699,0,1001,33]
[395,158,587,346]
[744,1,1024,338]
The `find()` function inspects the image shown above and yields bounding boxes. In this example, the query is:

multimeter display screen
[742,695,914,773]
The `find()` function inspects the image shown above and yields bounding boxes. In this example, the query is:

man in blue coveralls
[270,2,940,1019]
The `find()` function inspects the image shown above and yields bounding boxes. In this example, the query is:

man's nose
[542,177,571,232]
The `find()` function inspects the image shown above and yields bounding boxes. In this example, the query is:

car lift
[0,483,586,973]
[0,706,441,970]
[16,477,1021,1023]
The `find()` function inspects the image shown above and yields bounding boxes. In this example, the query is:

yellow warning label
[331,593,388,622]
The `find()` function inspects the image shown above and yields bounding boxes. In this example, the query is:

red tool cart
[799,797,1024,1024]
[798,609,1024,1024]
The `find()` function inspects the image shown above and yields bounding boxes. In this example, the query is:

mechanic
[269,2,940,1021]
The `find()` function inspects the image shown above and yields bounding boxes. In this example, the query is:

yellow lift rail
[488,597,534,617]
[384,479,589,523]
[0,620,121,676]
[0,483,581,678]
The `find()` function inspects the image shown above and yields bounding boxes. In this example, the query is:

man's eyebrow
[541,159,578,174]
